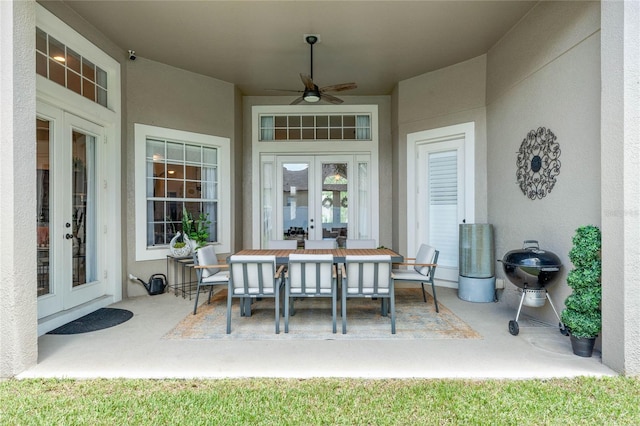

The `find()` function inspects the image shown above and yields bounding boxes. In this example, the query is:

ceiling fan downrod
[306,35,318,80]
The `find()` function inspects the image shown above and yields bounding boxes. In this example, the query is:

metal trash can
[458,224,496,302]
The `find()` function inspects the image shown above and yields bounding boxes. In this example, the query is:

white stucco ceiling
[60,0,537,97]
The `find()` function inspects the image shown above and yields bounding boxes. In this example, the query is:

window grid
[36,27,108,107]
[146,139,219,246]
[260,114,371,141]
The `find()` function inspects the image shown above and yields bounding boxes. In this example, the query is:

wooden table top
[232,248,404,263]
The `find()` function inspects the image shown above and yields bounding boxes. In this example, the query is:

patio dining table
[231,248,404,264]
[229,248,404,316]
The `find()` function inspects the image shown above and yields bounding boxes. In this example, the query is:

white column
[601,0,640,374]
[0,0,37,378]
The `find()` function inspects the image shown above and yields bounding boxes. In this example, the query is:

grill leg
[545,290,568,334]
[514,290,526,322]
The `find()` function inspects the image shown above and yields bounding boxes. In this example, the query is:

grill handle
[540,267,560,272]
[522,240,539,250]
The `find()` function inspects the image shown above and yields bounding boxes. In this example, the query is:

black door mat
[47,308,133,335]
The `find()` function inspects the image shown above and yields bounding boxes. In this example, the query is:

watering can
[130,273,167,295]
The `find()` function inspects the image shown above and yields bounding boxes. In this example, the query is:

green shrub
[561,225,601,338]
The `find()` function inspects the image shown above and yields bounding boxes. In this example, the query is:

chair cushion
[414,244,436,277]
[229,255,277,293]
[196,245,219,278]
[344,255,392,292]
[288,254,334,294]
[202,271,229,284]
[391,269,427,282]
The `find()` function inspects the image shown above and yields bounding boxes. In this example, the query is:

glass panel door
[71,128,96,288]
[273,156,356,248]
[37,119,52,298]
[37,106,105,318]
[281,160,312,248]
[63,113,103,309]
[320,162,349,247]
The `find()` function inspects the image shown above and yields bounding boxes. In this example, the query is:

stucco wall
[486,2,601,327]
[0,0,37,378]
[125,58,236,296]
[394,55,489,254]
[241,96,393,250]
[601,0,640,375]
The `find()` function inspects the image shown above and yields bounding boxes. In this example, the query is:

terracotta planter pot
[570,334,596,357]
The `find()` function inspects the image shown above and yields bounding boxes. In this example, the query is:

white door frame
[251,105,379,249]
[36,5,121,335]
[407,122,475,286]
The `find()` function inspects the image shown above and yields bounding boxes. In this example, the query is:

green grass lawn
[1,377,639,425]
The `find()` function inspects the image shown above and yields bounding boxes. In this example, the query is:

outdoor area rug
[47,308,133,335]
[164,288,481,340]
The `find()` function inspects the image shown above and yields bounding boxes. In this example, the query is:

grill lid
[502,240,562,268]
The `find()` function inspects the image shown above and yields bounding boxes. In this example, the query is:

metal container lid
[502,240,562,268]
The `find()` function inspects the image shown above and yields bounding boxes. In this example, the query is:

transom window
[36,27,108,107]
[259,114,371,141]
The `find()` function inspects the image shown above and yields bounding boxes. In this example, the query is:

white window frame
[134,124,231,260]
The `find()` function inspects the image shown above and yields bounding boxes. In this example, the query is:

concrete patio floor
[19,287,616,380]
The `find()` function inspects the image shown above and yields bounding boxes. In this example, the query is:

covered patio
[20,287,615,379]
[2,0,639,379]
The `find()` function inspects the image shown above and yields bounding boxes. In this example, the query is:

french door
[261,154,374,248]
[37,104,106,318]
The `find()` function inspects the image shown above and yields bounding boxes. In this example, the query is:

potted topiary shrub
[560,225,601,357]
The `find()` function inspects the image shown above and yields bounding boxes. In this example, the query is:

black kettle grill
[499,240,567,336]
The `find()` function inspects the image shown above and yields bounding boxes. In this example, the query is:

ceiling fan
[275,35,357,105]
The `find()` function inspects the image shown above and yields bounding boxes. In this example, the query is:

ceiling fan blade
[320,82,357,93]
[300,73,315,91]
[265,89,304,94]
[290,96,305,105]
[321,93,344,104]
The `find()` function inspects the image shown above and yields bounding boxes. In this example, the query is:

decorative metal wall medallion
[516,127,561,200]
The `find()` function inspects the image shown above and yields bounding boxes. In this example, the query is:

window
[36,27,108,107]
[259,114,371,141]
[135,125,231,260]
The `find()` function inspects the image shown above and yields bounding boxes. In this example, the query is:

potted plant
[168,218,191,257]
[561,225,602,357]
[182,206,211,250]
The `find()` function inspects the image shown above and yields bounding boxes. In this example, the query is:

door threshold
[37,295,114,336]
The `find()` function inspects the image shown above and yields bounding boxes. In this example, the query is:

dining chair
[341,255,395,334]
[304,239,336,249]
[192,245,229,315]
[267,239,298,249]
[345,239,377,249]
[227,255,285,334]
[285,253,337,333]
[391,244,440,312]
